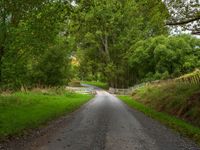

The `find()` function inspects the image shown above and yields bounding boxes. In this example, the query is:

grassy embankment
[0,89,92,139]
[81,81,109,90]
[119,82,200,144]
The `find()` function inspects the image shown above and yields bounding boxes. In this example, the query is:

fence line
[175,70,200,85]
[109,69,200,95]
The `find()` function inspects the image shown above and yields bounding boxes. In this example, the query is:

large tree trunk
[104,35,110,61]
[100,34,110,62]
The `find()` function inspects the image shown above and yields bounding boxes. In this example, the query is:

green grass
[119,95,200,145]
[81,81,109,90]
[0,91,92,139]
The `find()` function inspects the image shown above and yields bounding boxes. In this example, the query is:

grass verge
[133,83,200,126]
[81,81,109,90]
[118,95,200,145]
[0,91,92,139]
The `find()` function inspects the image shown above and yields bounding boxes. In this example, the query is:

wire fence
[175,70,200,85]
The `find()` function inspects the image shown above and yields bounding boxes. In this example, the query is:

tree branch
[192,30,200,35]
[166,15,200,26]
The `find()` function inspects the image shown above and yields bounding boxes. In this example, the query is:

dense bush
[33,46,71,86]
[128,35,200,82]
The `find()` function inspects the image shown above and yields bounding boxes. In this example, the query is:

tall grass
[133,82,200,127]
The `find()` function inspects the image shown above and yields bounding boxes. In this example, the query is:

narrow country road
[17,89,200,150]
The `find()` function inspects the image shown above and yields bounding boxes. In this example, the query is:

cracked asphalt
[12,90,200,150]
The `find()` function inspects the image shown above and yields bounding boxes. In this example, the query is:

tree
[127,35,200,82]
[0,0,73,89]
[70,0,169,87]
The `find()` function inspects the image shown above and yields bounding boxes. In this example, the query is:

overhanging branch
[166,15,200,26]
[192,30,200,35]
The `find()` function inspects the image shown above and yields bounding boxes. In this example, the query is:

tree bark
[192,30,200,35]
[100,34,110,62]
[166,15,200,35]
[104,35,110,61]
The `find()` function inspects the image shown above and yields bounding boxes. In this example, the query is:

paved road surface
[19,90,200,150]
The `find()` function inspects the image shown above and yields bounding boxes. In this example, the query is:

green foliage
[128,35,200,82]
[119,95,200,145]
[0,91,92,138]
[34,45,71,86]
[1,0,198,89]
[0,0,72,89]
[71,0,169,87]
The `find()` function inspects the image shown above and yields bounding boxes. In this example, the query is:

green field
[0,91,92,139]
[119,95,200,145]
[81,81,109,90]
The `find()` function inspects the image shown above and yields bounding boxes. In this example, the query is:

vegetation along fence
[110,69,200,95]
